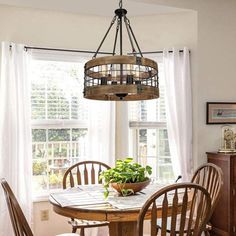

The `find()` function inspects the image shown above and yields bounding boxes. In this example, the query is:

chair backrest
[0,179,33,236]
[191,163,223,212]
[137,183,211,236]
[63,160,110,189]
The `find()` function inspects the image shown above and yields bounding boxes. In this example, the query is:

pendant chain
[119,0,123,9]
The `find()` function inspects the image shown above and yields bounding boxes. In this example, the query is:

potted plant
[99,157,152,198]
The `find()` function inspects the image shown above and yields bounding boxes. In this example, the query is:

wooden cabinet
[207,152,236,236]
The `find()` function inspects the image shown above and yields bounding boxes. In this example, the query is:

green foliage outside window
[49,173,63,188]
[33,161,47,175]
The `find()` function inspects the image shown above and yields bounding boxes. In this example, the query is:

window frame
[128,55,174,183]
[30,50,91,199]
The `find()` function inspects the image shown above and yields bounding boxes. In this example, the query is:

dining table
[49,183,173,236]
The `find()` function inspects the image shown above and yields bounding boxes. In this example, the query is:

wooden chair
[156,163,223,235]
[137,183,212,236]
[191,163,223,235]
[0,178,79,236]
[62,161,110,235]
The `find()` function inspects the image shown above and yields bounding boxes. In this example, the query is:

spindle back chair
[191,163,223,212]
[191,163,223,235]
[138,183,211,236]
[0,178,79,236]
[62,161,110,235]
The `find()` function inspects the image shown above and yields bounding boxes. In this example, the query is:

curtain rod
[23,46,187,55]
[127,49,186,55]
[24,46,113,55]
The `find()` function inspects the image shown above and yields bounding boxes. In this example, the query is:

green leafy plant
[99,157,152,198]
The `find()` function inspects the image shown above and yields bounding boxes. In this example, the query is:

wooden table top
[49,183,188,236]
[49,183,167,222]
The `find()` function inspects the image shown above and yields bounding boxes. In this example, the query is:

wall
[33,201,72,236]
[0,3,197,236]
[0,5,111,50]
[196,0,236,163]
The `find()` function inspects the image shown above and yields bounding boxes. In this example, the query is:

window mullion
[70,128,72,165]
[46,128,49,192]
[45,77,48,119]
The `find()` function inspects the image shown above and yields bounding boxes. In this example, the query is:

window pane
[129,63,166,122]
[32,128,88,194]
[32,143,46,160]
[137,128,174,183]
[48,129,70,141]
[32,129,46,142]
[72,128,87,141]
[31,60,88,121]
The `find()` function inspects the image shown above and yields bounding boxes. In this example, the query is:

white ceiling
[0,0,187,16]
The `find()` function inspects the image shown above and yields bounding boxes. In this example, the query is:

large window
[129,58,174,183]
[31,56,89,195]
[31,53,173,195]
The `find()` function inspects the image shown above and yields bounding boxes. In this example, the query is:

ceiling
[0,0,187,16]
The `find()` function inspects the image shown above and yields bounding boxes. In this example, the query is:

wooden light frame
[84,55,159,101]
[83,0,159,101]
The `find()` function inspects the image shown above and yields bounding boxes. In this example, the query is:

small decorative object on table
[218,125,236,153]
[99,157,152,198]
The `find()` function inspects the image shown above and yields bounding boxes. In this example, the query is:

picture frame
[206,102,236,124]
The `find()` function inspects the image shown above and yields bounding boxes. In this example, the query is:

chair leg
[80,227,85,236]
[72,227,77,233]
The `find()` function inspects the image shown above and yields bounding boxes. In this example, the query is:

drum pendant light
[84,0,159,101]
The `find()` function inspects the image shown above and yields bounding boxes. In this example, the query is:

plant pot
[111,179,151,194]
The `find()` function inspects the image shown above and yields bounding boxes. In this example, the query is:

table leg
[109,221,137,236]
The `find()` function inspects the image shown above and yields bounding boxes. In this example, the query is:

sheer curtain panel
[86,101,115,236]
[163,48,193,181]
[0,42,32,236]
[88,101,116,167]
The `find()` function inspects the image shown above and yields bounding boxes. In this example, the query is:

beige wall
[0,5,110,50]
[33,201,72,236]
[196,0,236,163]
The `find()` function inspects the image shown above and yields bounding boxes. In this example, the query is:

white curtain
[0,42,32,235]
[163,48,193,181]
[87,101,116,167]
[86,101,115,236]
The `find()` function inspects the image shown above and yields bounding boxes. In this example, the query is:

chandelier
[84,0,159,101]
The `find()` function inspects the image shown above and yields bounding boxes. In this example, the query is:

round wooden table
[49,193,170,236]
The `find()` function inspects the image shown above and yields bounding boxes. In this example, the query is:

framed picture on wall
[206,102,236,124]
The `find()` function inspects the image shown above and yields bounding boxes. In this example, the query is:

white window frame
[31,50,90,199]
[128,54,174,182]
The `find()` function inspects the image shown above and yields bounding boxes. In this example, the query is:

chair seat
[57,234,79,236]
[69,219,109,228]
[157,217,212,233]
[157,217,195,233]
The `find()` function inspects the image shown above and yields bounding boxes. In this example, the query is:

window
[129,57,174,183]
[31,56,89,195]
